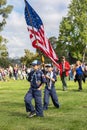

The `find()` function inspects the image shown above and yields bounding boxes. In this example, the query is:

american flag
[24,0,59,68]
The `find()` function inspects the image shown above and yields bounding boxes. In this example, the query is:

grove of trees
[0,0,13,67]
[0,0,87,67]
[56,0,87,63]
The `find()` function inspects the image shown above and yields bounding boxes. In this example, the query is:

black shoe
[57,104,60,108]
[36,115,44,117]
[63,87,67,91]
[74,78,76,82]
[78,89,82,91]
[28,111,36,118]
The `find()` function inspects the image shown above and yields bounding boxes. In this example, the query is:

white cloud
[2,10,36,58]
[2,0,71,58]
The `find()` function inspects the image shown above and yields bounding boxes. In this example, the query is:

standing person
[43,64,60,110]
[22,64,27,80]
[59,56,70,91]
[13,64,18,80]
[8,65,13,79]
[84,64,87,79]
[24,60,46,118]
[74,61,84,91]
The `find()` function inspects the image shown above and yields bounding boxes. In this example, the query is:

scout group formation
[24,56,87,118]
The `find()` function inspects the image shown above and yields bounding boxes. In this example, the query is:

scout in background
[43,64,60,110]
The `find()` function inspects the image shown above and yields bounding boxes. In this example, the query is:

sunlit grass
[0,78,87,130]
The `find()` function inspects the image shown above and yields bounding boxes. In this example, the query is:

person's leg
[24,88,35,112]
[43,88,50,110]
[78,77,82,90]
[34,90,43,117]
[51,87,60,108]
[61,73,67,90]
[15,73,18,80]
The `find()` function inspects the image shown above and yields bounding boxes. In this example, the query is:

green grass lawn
[0,78,87,130]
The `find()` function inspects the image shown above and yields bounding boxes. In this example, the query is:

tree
[0,36,8,58]
[49,36,57,49]
[20,49,38,67]
[57,0,87,62]
[0,57,11,68]
[0,0,13,58]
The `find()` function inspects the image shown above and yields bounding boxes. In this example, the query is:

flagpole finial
[24,0,26,3]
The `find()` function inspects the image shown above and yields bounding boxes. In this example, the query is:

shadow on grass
[70,89,87,93]
[0,101,27,117]
[9,111,26,117]
[0,108,26,118]
[0,101,24,107]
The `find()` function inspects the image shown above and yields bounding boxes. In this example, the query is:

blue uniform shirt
[46,71,57,89]
[28,69,46,89]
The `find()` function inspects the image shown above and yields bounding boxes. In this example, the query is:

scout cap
[45,64,53,67]
[31,60,41,66]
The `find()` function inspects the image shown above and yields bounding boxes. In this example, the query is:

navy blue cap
[45,64,53,67]
[31,60,41,66]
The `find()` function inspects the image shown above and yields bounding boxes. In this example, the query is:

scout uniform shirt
[28,69,46,89]
[46,71,57,89]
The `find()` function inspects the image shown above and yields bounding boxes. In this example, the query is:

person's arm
[65,62,70,71]
[37,85,43,90]
[27,71,33,82]
[81,66,84,72]
[45,74,55,82]
[37,72,46,90]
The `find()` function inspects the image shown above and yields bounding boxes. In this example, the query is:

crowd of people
[0,64,30,81]
[0,58,87,88]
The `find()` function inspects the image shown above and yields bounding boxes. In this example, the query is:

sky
[1,0,71,58]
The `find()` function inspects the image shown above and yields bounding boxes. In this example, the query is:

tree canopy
[57,0,87,62]
[20,49,38,67]
[0,0,13,59]
[0,0,13,67]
